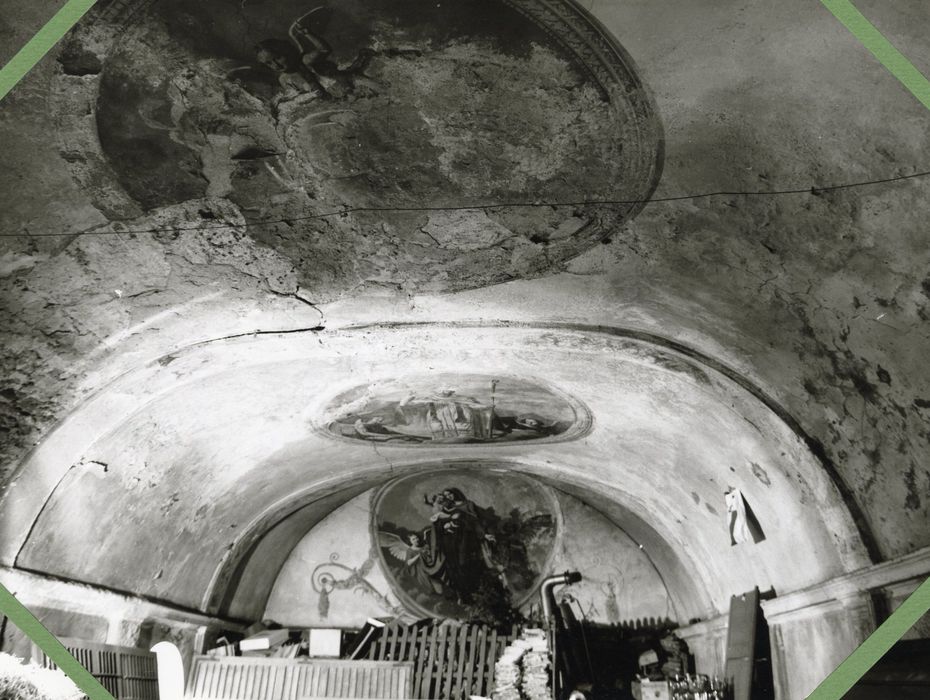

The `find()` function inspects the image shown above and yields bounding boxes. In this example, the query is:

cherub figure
[378,531,426,568]
[245,6,378,100]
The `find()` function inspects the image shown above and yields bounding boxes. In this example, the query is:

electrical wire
[1,168,927,239]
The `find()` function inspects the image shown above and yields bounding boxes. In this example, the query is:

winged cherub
[378,531,426,568]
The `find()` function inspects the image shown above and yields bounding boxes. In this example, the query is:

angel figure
[378,531,426,568]
[236,6,377,100]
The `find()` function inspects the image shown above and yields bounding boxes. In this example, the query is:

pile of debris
[491,629,551,700]
[0,652,84,700]
[519,630,550,700]
[492,644,524,700]
[207,621,301,659]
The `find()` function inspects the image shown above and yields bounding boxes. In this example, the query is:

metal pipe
[541,571,581,700]
[540,571,582,624]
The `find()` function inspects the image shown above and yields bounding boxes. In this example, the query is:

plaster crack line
[369,442,396,477]
[292,287,326,331]
[417,226,441,247]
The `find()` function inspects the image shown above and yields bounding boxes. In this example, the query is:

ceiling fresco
[322,373,589,445]
[54,0,662,294]
[372,468,560,620]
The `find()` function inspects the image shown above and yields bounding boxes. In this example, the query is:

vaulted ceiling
[0,0,928,625]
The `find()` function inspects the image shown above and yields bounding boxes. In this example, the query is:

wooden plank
[463,625,478,697]
[454,625,471,700]
[415,627,433,699]
[257,663,268,700]
[232,661,241,699]
[342,665,352,698]
[234,662,246,699]
[486,628,499,695]
[357,665,367,698]
[377,663,386,698]
[403,626,415,662]
[115,650,124,700]
[207,661,217,700]
[205,661,218,699]
[308,663,318,696]
[474,627,488,697]
[454,625,466,698]
[441,625,457,699]
[252,663,263,700]
[725,588,760,700]
[282,664,295,700]
[433,626,447,699]
[410,629,422,699]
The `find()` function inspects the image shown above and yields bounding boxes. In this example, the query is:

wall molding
[676,545,930,640]
[0,566,244,638]
[761,545,930,623]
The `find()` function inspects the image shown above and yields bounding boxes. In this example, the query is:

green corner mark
[0,0,98,103]
[820,0,930,112]
[0,581,115,700]
[807,575,930,699]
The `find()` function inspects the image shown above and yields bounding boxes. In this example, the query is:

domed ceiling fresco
[323,373,589,444]
[58,0,662,293]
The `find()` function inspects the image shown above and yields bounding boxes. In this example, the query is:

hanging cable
[2,168,928,238]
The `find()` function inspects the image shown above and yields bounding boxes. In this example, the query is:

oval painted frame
[371,466,563,620]
[320,372,593,447]
[49,0,663,294]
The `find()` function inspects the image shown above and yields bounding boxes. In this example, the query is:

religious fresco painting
[373,469,559,620]
[65,0,662,295]
[324,374,585,445]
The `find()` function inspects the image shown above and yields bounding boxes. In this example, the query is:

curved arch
[0,321,874,623]
[204,458,714,622]
[342,319,882,561]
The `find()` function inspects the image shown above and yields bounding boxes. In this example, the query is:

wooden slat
[467,625,479,698]
[486,628,499,694]
[32,638,158,700]
[474,627,488,697]
[441,625,456,699]
[430,626,445,699]
[453,625,470,700]
[414,627,431,699]
[397,626,411,663]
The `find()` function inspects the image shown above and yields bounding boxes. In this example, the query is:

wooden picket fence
[364,623,521,700]
[32,638,159,699]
